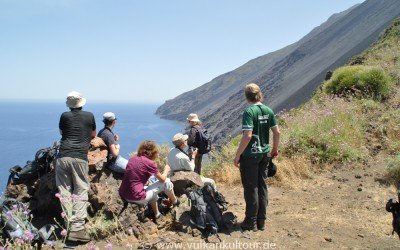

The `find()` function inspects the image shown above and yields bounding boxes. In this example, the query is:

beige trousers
[55,157,89,232]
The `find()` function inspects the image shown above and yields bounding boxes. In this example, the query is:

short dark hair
[69,107,83,111]
[103,119,114,126]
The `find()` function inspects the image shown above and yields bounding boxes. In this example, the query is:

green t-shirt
[241,103,277,157]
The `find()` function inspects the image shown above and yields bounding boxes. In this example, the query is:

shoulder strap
[176,146,190,158]
[256,104,265,116]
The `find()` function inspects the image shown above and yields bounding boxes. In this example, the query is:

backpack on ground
[0,198,56,244]
[8,142,59,185]
[188,183,228,237]
[194,127,212,154]
[386,182,400,239]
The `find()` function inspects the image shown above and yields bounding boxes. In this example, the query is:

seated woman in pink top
[119,140,178,219]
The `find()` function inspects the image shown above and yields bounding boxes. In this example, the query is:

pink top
[119,155,158,201]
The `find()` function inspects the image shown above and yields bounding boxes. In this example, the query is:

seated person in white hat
[97,112,128,173]
[168,133,216,190]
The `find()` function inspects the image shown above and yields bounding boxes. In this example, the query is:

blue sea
[0,101,184,191]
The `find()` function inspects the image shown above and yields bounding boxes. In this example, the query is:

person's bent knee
[163,178,174,192]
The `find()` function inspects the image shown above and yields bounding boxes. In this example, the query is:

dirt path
[77,161,400,249]
[215,163,400,249]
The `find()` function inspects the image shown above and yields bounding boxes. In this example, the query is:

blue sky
[0,0,364,104]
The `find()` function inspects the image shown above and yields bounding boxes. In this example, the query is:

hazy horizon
[1,0,364,103]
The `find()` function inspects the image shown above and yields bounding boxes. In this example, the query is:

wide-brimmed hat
[187,113,200,123]
[172,133,189,147]
[103,112,117,121]
[66,91,86,108]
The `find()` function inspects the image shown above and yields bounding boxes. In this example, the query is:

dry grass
[269,156,313,188]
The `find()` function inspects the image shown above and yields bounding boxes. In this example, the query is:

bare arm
[109,144,120,158]
[155,164,171,182]
[234,130,252,167]
[270,126,281,157]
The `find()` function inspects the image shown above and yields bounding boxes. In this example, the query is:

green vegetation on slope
[324,65,391,101]
[204,17,400,185]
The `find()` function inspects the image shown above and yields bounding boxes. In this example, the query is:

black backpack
[194,127,212,154]
[188,184,228,237]
[386,182,400,239]
[8,143,59,185]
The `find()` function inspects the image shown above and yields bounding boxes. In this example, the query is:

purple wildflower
[45,240,54,247]
[127,227,133,235]
[71,194,78,201]
[60,229,68,237]
[61,212,67,218]
[87,243,98,250]
[23,230,35,241]
[15,238,24,245]
[59,197,67,204]
[105,243,113,250]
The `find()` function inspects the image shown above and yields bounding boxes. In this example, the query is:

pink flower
[55,193,61,199]
[61,229,68,237]
[45,241,54,247]
[61,212,67,218]
[87,243,98,250]
[23,230,35,241]
[15,238,24,245]
[127,227,133,235]
[71,194,79,201]
[105,243,113,250]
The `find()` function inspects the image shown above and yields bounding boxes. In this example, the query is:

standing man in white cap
[97,112,128,173]
[187,113,211,175]
[56,91,96,243]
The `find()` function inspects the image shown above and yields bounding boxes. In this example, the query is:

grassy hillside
[204,17,400,186]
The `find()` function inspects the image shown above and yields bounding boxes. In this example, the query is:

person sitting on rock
[168,133,216,190]
[119,140,179,220]
[97,112,128,173]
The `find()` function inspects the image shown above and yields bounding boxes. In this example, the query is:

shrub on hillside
[280,94,368,164]
[324,65,392,101]
[386,154,400,183]
[379,109,400,153]
[203,136,242,185]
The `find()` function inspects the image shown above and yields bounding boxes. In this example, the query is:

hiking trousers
[194,154,203,175]
[55,157,89,232]
[239,154,269,223]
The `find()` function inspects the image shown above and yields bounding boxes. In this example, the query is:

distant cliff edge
[156,0,400,145]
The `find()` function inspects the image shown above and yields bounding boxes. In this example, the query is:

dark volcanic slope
[156,0,400,145]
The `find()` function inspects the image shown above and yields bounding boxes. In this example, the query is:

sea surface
[0,101,184,192]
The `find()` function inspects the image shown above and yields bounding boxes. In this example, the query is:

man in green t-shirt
[234,83,281,231]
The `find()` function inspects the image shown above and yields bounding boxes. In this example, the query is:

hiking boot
[240,219,257,232]
[163,198,180,208]
[257,220,265,231]
[67,230,91,243]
